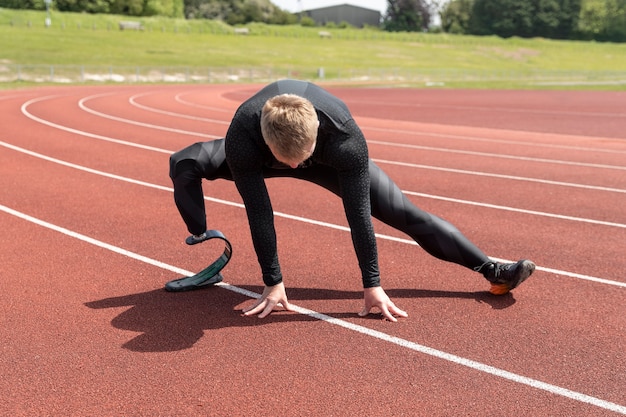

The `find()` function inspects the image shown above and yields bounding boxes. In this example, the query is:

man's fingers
[281,299,293,311]
[257,299,277,318]
[243,298,289,318]
[359,301,408,321]
[382,301,408,321]
[242,299,266,316]
[389,302,409,318]
[241,300,259,313]
[358,299,373,317]
[241,283,292,318]
[380,305,398,322]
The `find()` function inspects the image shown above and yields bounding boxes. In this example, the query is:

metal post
[44,0,52,27]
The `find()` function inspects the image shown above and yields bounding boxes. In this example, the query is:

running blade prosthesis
[165,230,232,292]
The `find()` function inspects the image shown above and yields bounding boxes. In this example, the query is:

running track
[1,84,625,416]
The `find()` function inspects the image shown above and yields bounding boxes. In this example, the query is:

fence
[1,64,625,86]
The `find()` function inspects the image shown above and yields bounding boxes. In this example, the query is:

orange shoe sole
[489,283,511,295]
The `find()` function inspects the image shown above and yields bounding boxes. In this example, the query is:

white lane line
[78,93,221,138]
[132,92,626,159]
[369,140,626,171]
[131,91,231,122]
[20,96,175,154]
[363,125,626,155]
[24,95,626,176]
[346,98,626,118]
[125,90,626,156]
[21,89,626,166]
[404,191,626,229]
[39,92,626,170]
[374,158,626,194]
[2,138,625,292]
[22,95,626,197]
[174,91,233,113]
[1,203,625,416]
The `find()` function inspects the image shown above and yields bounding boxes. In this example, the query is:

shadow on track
[85,284,514,352]
[84,286,317,353]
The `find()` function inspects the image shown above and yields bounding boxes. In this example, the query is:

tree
[144,0,184,17]
[468,0,582,38]
[54,0,113,13]
[533,0,561,38]
[601,0,626,41]
[383,0,433,32]
[183,0,293,24]
[3,0,183,17]
[110,0,146,15]
[0,0,47,9]
[469,0,535,37]
[577,0,626,41]
[267,8,298,25]
[532,0,582,39]
[554,0,582,39]
[440,0,473,34]
[577,0,606,38]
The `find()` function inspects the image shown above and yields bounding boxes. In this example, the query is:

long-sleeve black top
[224,80,380,288]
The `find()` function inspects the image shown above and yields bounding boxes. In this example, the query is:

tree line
[0,0,183,17]
[0,0,294,22]
[1,0,624,42]
[440,0,626,42]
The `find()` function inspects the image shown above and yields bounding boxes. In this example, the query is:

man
[169,79,535,321]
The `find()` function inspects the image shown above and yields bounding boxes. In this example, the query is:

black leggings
[169,139,489,271]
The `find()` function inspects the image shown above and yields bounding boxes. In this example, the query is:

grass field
[1,8,626,89]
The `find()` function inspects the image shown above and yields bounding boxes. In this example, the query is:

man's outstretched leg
[278,160,534,294]
[367,160,535,294]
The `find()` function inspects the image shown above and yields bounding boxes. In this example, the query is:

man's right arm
[224,124,283,287]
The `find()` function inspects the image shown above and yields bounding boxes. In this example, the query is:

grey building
[302,4,382,28]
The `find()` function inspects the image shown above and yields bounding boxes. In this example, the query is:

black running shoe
[475,259,536,295]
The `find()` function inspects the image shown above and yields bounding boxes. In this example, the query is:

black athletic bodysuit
[169,80,490,288]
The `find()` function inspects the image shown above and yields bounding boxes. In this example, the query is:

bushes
[441,0,626,42]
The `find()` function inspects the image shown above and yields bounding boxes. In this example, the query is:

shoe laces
[474,261,510,280]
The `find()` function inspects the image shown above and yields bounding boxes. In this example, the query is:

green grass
[1,8,626,89]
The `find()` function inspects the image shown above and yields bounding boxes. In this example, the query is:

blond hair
[261,94,318,161]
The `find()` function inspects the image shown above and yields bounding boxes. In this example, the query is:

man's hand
[242,282,293,318]
[359,286,408,322]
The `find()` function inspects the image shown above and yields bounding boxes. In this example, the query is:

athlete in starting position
[169,80,535,321]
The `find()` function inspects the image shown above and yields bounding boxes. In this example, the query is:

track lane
[2,197,620,412]
[2,85,625,416]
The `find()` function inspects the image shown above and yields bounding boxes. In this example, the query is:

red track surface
[1,84,625,416]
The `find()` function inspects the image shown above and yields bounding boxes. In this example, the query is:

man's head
[261,94,318,168]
